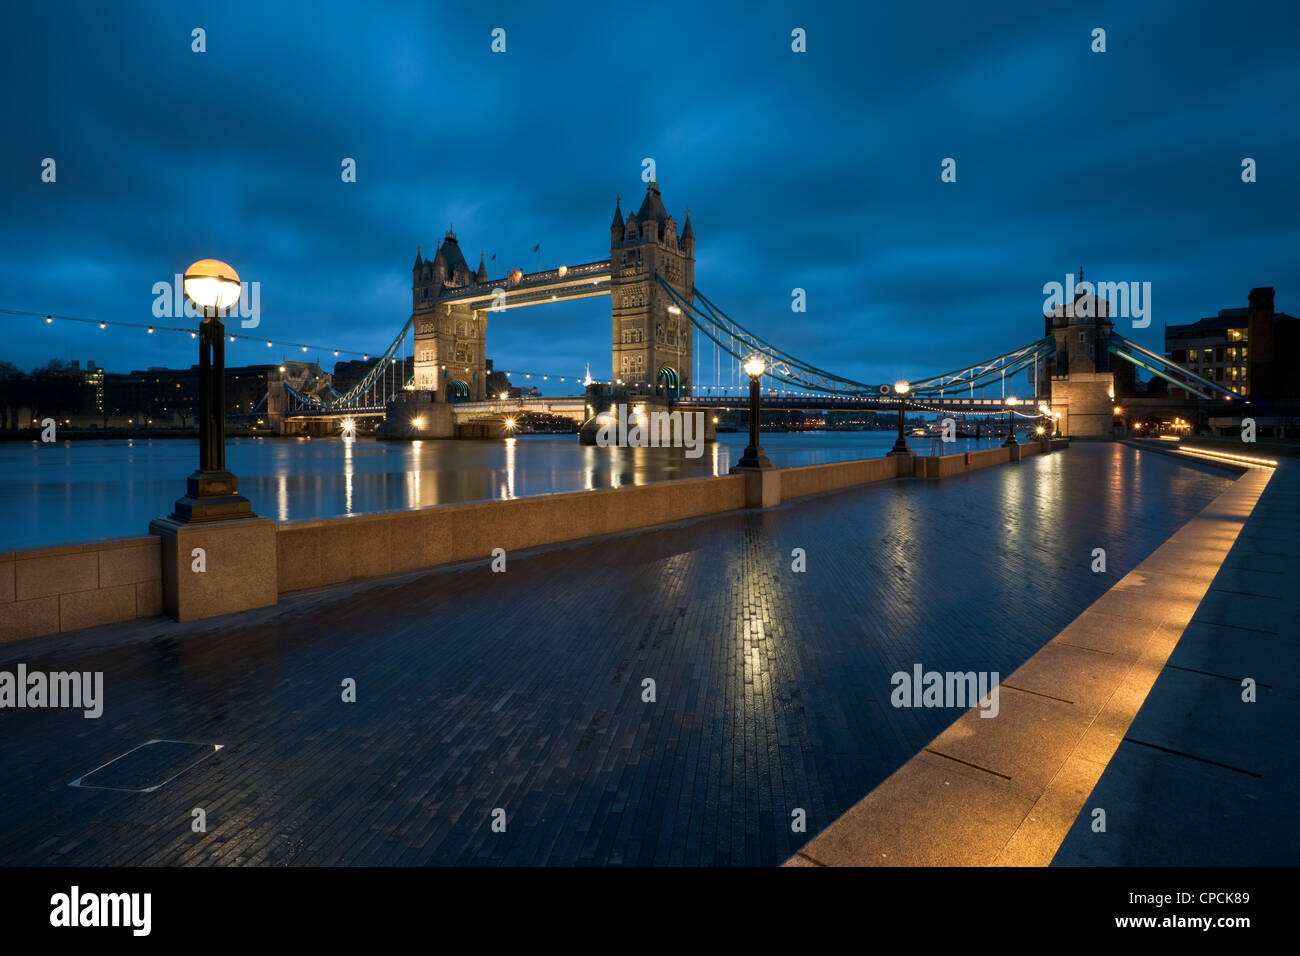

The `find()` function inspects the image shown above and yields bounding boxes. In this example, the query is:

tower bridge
[276,180,1244,439]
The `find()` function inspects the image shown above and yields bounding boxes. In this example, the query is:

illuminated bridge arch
[447,379,471,402]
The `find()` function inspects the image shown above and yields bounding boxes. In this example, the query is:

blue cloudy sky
[2,0,1297,391]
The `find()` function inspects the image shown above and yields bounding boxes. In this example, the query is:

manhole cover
[70,739,224,793]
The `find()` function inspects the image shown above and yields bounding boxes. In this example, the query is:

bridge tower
[609,182,695,397]
[1043,269,1118,437]
[411,229,491,401]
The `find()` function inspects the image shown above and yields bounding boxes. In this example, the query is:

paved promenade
[0,445,1237,865]
[789,453,1295,867]
[1053,457,1298,864]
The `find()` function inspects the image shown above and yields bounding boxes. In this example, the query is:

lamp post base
[888,437,911,455]
[1002,436,1019,447]
[167,470,256,523]
[731,445,772,471]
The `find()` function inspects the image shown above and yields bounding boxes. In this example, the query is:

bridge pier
[376,397,455,440]
[1050,372,1114,438]
[279,418,342,437]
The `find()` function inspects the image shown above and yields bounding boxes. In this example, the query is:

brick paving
[1051,459,1300,865]
[0,444,1233,865]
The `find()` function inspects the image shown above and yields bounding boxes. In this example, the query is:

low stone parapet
[0,536,162,644]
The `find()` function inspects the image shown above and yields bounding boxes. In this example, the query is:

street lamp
[734,356,771,469]
[890,380,911,454]
[1003,396,1019,446]
[164,258,255,521]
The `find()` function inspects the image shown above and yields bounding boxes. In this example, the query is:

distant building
[331,359,371,394]
[1165,287,1298,399]
[103,363,284,423]
[277,360,332,399]
[485,359,510,398]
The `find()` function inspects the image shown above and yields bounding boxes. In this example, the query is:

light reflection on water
[0,431,1026,550]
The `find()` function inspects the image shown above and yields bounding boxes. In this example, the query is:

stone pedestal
[736,466,781,508]
[887,450,916,477]
[1009,443,1023,461]
[148,515,278,622]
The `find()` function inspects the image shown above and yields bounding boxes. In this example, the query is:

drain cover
[70,739,224,793]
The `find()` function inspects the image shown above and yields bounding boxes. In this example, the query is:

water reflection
[276,473,289,523]
[0,431,1229,551]
[503,436,516,500]
[343,436,355,514]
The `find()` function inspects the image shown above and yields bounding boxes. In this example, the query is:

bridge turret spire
[412,244,423,271]
[476,251,488,283]
[610,195,625,241]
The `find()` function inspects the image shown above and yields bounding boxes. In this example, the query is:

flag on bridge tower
[533,244,540,253]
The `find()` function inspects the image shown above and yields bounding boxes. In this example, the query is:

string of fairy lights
[6,306,1045,416]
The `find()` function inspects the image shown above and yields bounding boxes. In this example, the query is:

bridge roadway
[284,393,1054,426]
[0,444,1241,866]
[434,260,612,311]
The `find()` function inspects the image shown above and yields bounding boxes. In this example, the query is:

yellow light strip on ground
[1175,446,1279,467]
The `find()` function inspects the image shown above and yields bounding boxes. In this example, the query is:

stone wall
[276,473,748,593]
[1051,372,1115,438]
[781,456,899,499]
[919,446,1013,478]
[0,536,162,643]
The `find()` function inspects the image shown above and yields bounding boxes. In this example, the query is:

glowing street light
[1003,396,1019,446]
[734,356,771,469]
[891,380,911,455]
[160,258,254,523]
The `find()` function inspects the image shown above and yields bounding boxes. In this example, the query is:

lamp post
[890,380,911,454]
[735,355,771,469]
[1003,396,1019,446]
[167,259,255,522]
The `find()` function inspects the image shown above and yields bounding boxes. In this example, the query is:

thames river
[1,431,1019,550]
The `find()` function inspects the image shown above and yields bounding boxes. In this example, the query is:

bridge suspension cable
[1108,332,1237,401]
[658,277,1051,405]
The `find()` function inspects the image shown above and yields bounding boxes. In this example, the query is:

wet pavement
[0,444,1234,865]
